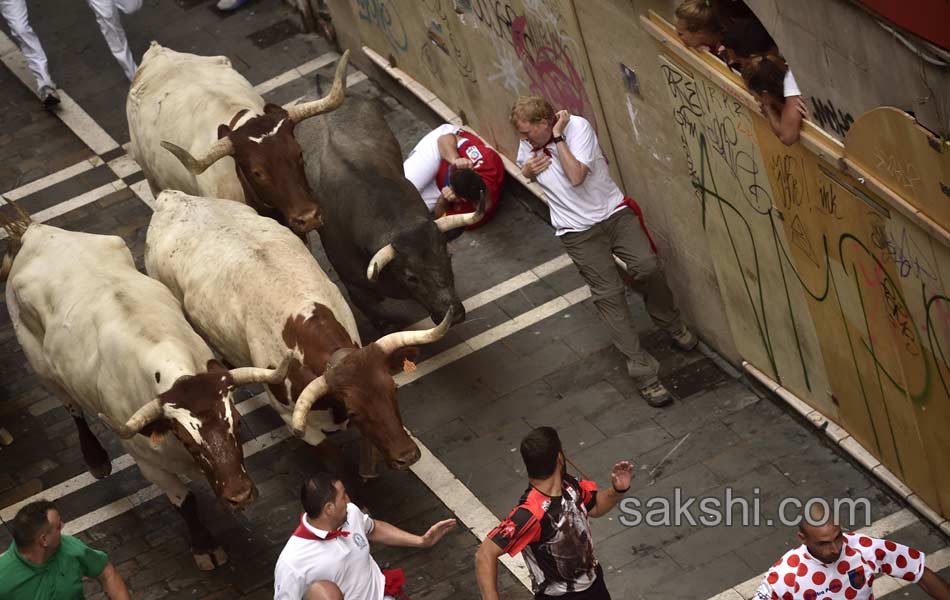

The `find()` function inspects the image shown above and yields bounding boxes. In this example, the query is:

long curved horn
[98,399,164,439]
[229,353,292,386]
[434,189,486,232]
[288,50,350,123]
[375,307,454,355]
[160,137,235,175]
[366,243,396,282]
[292,375,330,436]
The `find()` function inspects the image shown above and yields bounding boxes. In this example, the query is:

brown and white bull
[4,223,288,570]
[144,191,451,473]
[126,42,349,233]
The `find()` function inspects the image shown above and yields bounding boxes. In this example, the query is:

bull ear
[263,103,288,116]
[386,347,420,374]
[206,359,228,374]
[139,420,170,448]
[217,124,232,140]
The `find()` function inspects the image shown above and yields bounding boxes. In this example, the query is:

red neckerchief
[291,513,351,541]
[531,135,555,157]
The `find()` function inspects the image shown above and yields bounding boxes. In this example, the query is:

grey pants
[560,209,682,386]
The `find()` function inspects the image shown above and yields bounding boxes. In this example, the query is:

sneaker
[40,86,60,110]
[668,324,698,352]
[216,0,250,10]
[639,381,673,408]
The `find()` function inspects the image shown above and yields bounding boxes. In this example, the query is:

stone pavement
[0,2,948,599]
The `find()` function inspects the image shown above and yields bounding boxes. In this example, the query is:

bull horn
[99,399,164,439]
[229,353,292,386]
[288,49,350,123]
[434,189,486,232]
[161,137,235,175]
[366,243,396,282]
[292,375,330,436]
[375,307,454,355]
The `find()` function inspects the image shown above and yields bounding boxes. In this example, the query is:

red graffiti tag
[511,15,597,131]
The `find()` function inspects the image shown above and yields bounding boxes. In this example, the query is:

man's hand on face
[452,157,474,170]
[521,154,551,179]
[552,110,570,137]
[421,518,457,548]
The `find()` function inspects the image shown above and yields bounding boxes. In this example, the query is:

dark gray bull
[296,98,480,330]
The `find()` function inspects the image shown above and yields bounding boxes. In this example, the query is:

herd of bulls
[1,44,483,570]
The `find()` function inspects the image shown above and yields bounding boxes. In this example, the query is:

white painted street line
[714,508,921,600]
[0,181,125,240]
[1,156,103,202]
[0,258,585,522]
[409,432,533,589]
[253,51,340,96]
[410,253,573,329]
[129,179,155,210]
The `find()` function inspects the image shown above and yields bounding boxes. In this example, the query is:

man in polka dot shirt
[756,506,950,600]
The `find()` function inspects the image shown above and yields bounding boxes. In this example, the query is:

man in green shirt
[0,500,130,599]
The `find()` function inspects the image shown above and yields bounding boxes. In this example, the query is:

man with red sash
[403,123,505,228]
[509,95,697,408]
[274,472,456,600]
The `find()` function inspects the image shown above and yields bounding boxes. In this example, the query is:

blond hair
[509,95,554,125]
[675,0,719,33]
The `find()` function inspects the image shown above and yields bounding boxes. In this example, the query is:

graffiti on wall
[357,0,408,53]
[420,0,478,83]
[810,96,855,137]
[661,57,950,512]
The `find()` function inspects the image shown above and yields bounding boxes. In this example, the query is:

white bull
[4,223,287,570]
[145,190,452,473]
[126,42,349,234]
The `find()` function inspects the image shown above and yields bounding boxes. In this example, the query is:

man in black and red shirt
[403,123,505,228]
[475,427,633,599]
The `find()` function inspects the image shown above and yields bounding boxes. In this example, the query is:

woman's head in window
[742,55,788,112]
[675,0,722,51]
[721,17,777,70]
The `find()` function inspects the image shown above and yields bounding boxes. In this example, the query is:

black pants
[535,565,611,600]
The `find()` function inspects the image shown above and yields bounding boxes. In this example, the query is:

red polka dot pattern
[908,548,921,559]
[875,549,885,560]
[767,572,778,585]
[896,554,908,569]
[784,573,796,587]
[812,572,825,585]
[858,536,872,547]
[845,588,857,600]
[903,571,917,582]
[828,579,842,593]
[797,563,808,577]
[788,554,800,568]
[837,561,850,574]
[885,540,897,551]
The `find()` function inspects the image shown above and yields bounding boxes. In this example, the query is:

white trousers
[85,0,137,81]
[0,0,137,92]
[0,0,54,91]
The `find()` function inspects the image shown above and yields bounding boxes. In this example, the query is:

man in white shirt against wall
[510,96,697,407]
[273,472,457,600]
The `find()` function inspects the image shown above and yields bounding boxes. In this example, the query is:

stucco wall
[325,0,950,519]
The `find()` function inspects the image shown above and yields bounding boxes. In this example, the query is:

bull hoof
[89,462,112,479]
[193,547,228,571]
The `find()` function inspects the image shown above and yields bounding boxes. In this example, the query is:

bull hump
[281,304,354,363]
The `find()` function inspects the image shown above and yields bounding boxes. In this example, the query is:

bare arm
[551,111,589,186]
[765,97,806,146]
[437,133,472,169]
[589,460,634,518]
[475,538,506,600]
[367,518,456,548]
[919,567,950,600]
[97,562,131,600]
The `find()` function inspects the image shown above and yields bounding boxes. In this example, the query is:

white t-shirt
[273,504,385,600]
[784,69,801,98]
[754,532,925,600]
[404,123,458,211]
[515,116,625,235]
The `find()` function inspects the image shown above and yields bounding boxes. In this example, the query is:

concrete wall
[324,0,950,519]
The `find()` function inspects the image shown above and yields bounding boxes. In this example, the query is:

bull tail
[0,198,32,281]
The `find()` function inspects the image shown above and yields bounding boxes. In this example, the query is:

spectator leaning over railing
[674,0,722,52]
[741,55,808,146]
[721,17,807,146]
